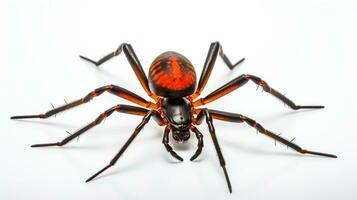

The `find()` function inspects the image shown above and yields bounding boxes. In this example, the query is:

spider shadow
[90,66,135,90]
[91,66,121,82]
[57,145,110,151]
[95,147,197,182]
[221,138,327,158]
[260,109,323,122]
[80,129,183,181]
[11,119,76,129]
[171,141,194,151]
[89,152,159,182]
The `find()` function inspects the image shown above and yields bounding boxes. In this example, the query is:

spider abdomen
[148,51,196,98]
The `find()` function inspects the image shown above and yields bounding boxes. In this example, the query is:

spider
[11,42,337,193]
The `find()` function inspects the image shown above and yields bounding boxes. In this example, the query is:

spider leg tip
[31,144,48,148]
[79,55,98,66]
[319,153,337,158]
[174,155,184,162]
[79,55,88,60]
[10,115,30,119]
[297,105,325,110]
[31,142,60,147]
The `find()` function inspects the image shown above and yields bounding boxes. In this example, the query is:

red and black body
[11,42,336,193]
[148,51,197,142]
[149,51,196,98]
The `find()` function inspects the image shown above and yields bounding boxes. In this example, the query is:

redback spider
[11,42,337,193]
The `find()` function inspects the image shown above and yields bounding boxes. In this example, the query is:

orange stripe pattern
[149,52,196,91]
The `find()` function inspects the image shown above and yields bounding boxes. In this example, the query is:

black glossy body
[161,97,193,142]
[11,42,336,194]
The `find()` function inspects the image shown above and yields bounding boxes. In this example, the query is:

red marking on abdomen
[150,54,196,91]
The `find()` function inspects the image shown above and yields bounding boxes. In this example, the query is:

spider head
[172,128,191,143]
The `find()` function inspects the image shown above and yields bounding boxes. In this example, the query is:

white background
[1,0,357,199]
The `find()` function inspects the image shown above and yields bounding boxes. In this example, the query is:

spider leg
[85,110,156,182]
[195,109,232,193]
[30,105,149,147]
[11,85,157,119]
[162,126,183,161]
[190,126,204,161]
[198,109,337,158]
[80,43,159,101]
[193,74,324,110]
[191,42,245,100]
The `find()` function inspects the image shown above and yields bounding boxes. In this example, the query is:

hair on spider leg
[12,41,336,193]
[64,99,68,105]
[65,130,80,142]
[50,103,56,118]
[287,137,296,149]
[282,92,288,107]
[256,85,265,92]
[275,133,283,146]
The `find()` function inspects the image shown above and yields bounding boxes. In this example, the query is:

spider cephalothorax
[11,42,337,193]
[160,97,193,142]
